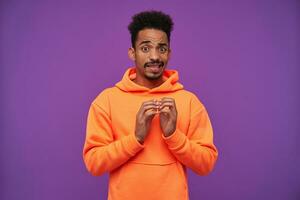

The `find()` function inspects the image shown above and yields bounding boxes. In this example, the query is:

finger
[142,99,162,107]
[137,100,157,113]
[160,100,175,106]
[144,109,157,118]
[160,100,176,107]
[141,100,157,107]
[160,101,174,105]
[160,98,177,111]
[159,106,171,114]
[159,102,174,110]
[142,104,159,113]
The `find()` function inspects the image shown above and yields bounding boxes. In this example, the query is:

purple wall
[1,0,299,199]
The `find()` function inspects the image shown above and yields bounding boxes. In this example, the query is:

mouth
[145,62,164,73]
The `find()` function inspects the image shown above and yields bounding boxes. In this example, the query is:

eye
[159,46,168,53]
[141,46,149,52]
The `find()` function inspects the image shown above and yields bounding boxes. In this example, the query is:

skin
[128,28,178,144]
[128,28,170,89]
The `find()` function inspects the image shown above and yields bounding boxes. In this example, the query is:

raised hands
[135,98,177,144]
[135,99,160,144]
[158,97,177,137]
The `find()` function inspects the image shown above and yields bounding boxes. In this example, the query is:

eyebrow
[138,40,168,46]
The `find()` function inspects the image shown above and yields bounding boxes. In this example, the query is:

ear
[128,47,136,61]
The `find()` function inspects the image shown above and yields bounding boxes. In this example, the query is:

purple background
[1,0,299,199]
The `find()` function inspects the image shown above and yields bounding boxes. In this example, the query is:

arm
[163,95,218,175]
[83,100,144,176]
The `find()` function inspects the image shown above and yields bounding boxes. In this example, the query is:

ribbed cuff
[123,134,145,156]
[162,129,186,149]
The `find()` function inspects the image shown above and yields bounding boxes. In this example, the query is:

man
[83,10,218,200]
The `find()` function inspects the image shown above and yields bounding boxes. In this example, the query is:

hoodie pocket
[108,161,188,200]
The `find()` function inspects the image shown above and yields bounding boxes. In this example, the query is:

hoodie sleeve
[163,94,218,175]
[83,91,144,176]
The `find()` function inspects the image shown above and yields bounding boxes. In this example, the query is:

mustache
[144,60,164,68]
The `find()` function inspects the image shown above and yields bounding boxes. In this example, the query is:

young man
[83,10,218,200]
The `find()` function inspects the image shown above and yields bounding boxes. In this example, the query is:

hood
[115,67,184,93]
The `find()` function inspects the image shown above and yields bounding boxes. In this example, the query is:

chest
[109,92,191,139]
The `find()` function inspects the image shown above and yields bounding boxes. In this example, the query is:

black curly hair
[128,10,174,48]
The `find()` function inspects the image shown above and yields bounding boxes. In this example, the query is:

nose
[149,49,159,60]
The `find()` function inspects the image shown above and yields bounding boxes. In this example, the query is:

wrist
[163,128,176,138]
[163,132,173,138]
[135,135,144,144]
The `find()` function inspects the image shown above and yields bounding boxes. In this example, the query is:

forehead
[136,29,168,45]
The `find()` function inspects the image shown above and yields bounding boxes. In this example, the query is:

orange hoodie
[83,67,218,200]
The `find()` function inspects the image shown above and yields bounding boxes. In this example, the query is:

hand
[159,97,177,137]
[135,99,160,144]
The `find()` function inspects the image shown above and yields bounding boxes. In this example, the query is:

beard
[144,61,165,80]
[143,60,165,80]
[144,71,163,80]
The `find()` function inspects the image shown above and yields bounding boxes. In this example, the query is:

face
[128,29,171,81]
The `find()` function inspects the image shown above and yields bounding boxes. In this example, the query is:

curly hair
[128,10,174,48]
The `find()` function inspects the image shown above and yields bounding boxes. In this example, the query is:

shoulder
[176,89,205,108]
[91,87,116,107]
[174,90,207,118]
